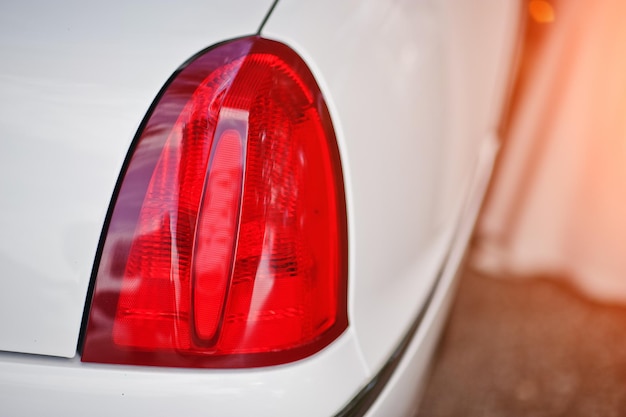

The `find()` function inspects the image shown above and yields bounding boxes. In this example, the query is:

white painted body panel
[365,133,500,416]
[0,0,521,415]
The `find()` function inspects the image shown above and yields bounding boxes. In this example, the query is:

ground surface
[416,269,626,417]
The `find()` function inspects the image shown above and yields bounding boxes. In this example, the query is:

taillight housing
[81,37,348,368]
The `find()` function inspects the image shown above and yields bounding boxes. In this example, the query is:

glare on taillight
[81,37,348,368]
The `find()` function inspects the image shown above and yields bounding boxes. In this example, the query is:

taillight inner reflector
[81,36,348,368]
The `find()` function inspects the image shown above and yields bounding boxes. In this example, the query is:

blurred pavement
[417,266,626,416]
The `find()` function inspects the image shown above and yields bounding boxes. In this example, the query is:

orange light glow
[529,0,555,23]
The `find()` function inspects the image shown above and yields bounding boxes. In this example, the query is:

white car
[0,1,521,415]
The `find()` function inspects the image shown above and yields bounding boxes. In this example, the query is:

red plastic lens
[81,37,348,368]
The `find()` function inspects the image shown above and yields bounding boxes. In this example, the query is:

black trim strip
[333,262,447,417]
[257,0,279,34]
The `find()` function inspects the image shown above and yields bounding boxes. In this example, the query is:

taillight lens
[81,37,348,368]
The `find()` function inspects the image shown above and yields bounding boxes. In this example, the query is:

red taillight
[81,37,348,368]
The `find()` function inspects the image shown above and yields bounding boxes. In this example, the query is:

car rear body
[0,0,522,415]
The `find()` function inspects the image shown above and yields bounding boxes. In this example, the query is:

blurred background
[418,0,626,415]
[475,0,626,302]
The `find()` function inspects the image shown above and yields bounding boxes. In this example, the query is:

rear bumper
[0,330,366,417]
[337,240,468,416]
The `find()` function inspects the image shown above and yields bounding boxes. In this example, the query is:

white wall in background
[474,0,626,302]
